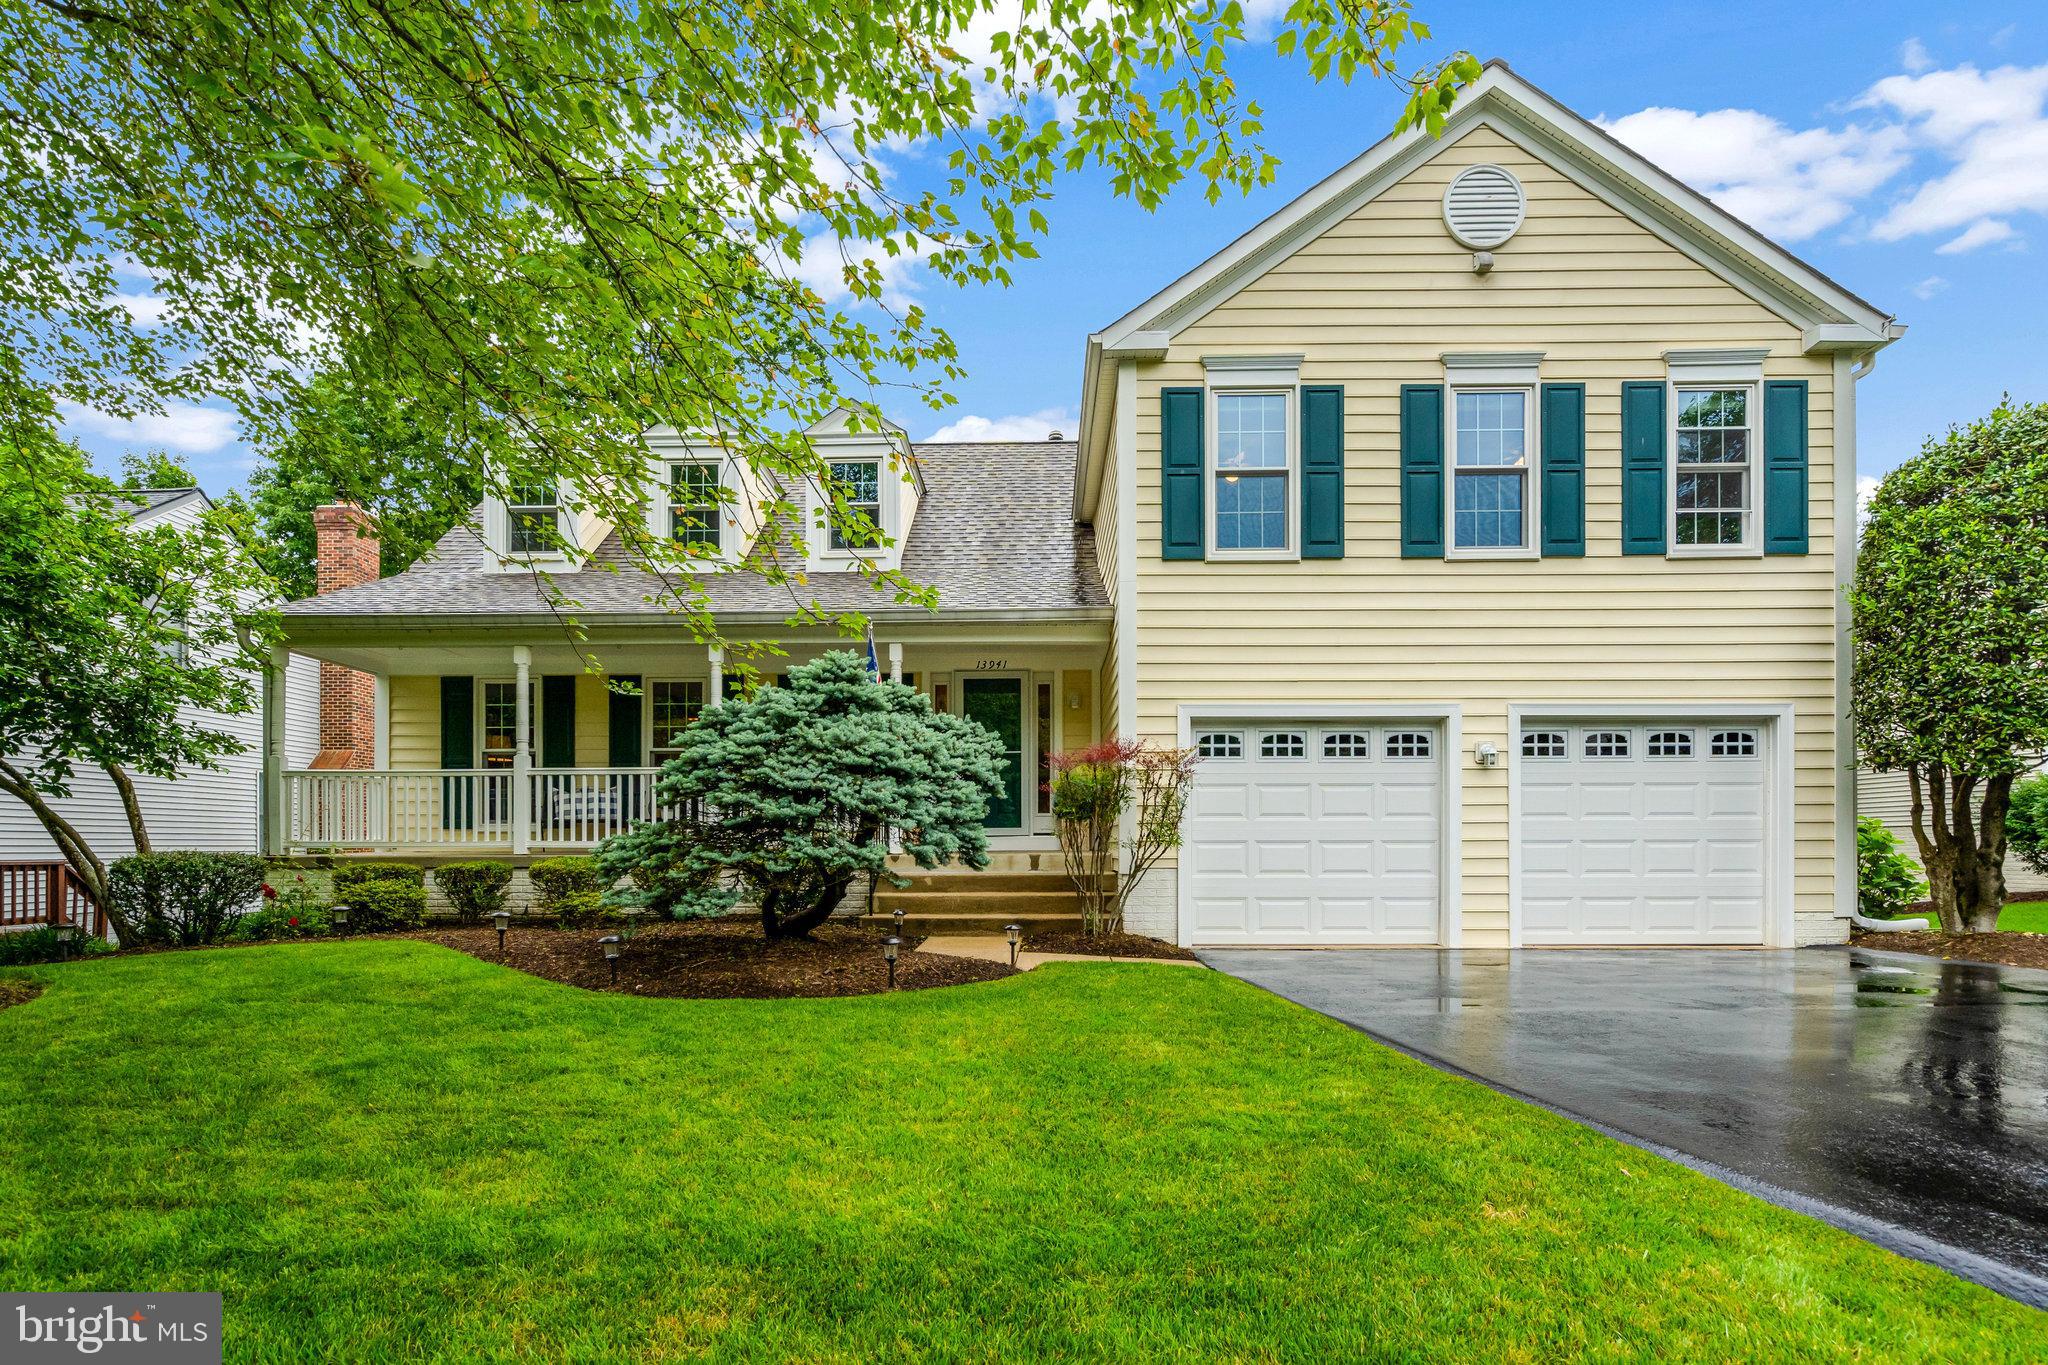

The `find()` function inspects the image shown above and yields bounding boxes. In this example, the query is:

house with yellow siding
[271,62,1899,948]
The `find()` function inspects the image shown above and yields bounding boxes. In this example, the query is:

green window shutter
[608,675,642,767]
[1620,381,1667,555]
[1539,383,1586,557]
[541,675,576,768]
[1160,387,1205,560]
[1761,380,1810,555]
[1399,384,1444,558]
[439,676,475,830]
[1299,384,1345,559]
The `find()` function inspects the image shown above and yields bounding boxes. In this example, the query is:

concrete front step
[864,911,1083,936]
[873,889,1083,917]
[888,870,1112,894]
[890,850,1103,875]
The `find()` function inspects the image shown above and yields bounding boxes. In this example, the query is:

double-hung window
[1450,389,1532,553]
[1212,391,1291,553]
[648,680,704,764]
[667,462,721,553]
[1673,386,1753,549]
[826,460,882,551]
[507,482,560,555]
[479,681,534,768]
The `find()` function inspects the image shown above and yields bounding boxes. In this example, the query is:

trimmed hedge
[332,861,426,893]
[528,856,601,921]
[342,880,427,932]
[433,862,513,924]
[108,851,266,946]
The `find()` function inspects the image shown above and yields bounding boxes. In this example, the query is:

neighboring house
[0,488,322,866]
[271,61,1899,949]
[1857,765,2048,898]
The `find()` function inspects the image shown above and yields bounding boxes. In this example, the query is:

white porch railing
[282,768,668,851]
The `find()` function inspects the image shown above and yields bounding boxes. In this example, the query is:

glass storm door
[962,676,1025,830]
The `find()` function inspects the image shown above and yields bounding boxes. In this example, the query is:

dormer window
[507,482,560,555]
[827,460,883,551]
[667,462,721,553]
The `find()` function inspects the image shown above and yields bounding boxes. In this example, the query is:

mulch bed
[0,978,42,1012]
[1850,928,2048,971]
[1024,930,1198,961]
[405,916,1020,999]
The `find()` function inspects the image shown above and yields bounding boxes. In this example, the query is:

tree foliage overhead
[596,651,1003,939]
[0,0,1473,636]
[1852,397,2048,931]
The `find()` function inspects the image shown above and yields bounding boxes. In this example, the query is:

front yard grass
[2000,901,2048,933]
[2,942,2040,1360]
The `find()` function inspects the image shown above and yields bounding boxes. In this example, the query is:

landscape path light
[52,922,78,962]
[599,934,622,985]
[882,934,903,990]
[892,907,907,939]
[493,910,511,954]
[332,904,350,937]
[1004,923,1022,969]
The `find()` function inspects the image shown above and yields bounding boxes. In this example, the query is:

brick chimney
[311,504,380,770]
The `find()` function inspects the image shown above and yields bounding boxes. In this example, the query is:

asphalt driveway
[1200,945,2048,1307]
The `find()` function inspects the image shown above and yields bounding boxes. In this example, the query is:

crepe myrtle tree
[0,0,1474,650]
[596,651,1003,939]
[0,430,279,942]
[1853,398,2048,933]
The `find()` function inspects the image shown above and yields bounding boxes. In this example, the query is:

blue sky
[69,2,2047,508]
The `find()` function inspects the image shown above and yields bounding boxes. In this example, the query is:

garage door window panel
[1647,729,1694,758]
[1521,730,1566,759]
[1322,730,1372,759]
[1260,731,1307,759]
[1385,731,1432,760]
[1196,731,1244,759]
[1584,730,1631,760]
[1711,729,1759,758]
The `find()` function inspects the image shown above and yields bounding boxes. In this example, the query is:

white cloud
[1910,274,1948,299]
[1935,218,2018,254]
[924,407,1076,442]
[1861,62,2048,248]
[776,231,925,309]
[1595,107,1908,240]
[57,399,240,454]
[1858,474,1880,527]
[1900,37,1935,75]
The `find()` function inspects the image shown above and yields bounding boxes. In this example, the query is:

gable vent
[1443,164,1526,249]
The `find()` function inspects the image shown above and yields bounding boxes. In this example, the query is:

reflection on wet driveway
[1200,946,2048,1304]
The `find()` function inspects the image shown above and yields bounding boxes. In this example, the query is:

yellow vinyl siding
[1129,124,1841,945]
[389,676,442,770]
[1058,669,1097,749]
[575,674,610,767]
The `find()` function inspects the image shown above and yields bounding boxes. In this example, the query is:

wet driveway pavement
[1200,945,2048,1306]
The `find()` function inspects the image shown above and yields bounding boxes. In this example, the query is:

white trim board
[1174,703,1463,949]
[1504,702,1798,949]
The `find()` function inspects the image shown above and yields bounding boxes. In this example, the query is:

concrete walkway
[1202,944,2048,1308]
[916,935,1205,971]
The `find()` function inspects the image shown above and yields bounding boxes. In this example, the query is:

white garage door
[1518,722,1767,945]
[1185,722,1442,945]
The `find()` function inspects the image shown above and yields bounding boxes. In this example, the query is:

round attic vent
[1443,164,1526,249]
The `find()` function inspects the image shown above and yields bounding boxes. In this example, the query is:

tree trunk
[1909,763,2010,934]
[107,763,153,857]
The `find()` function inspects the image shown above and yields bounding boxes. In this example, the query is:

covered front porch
[265,613,1110,856]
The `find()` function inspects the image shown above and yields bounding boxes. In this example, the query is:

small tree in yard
[1049,738,1200,937]
[597,652,1003,940]
[1853,398,2048,933]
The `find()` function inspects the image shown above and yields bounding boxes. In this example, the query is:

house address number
[972,659,1009,671]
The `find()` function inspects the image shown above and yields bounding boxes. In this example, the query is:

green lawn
[2,944,2039,1361]
[2001,901,2048,933]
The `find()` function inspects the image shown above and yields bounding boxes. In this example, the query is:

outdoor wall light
[1474,742,1501,769]
[882,934,902,990]
[332,904,351,936]
[492,910,511,954]
[599,934,623,985]
[1004,922,1022,968]
[51,923,78,962]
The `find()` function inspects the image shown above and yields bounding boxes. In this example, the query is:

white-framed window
[1196,731,1243,759]
[1211,390,1293,555]
[1385,731,1432,760]
[1647,729,1694,758]
[1450,389,1534,554]
[1672,386,1755,551]
[1521,730,1566,759]
[667,463,721,553]
[506,482,560,556]
[1710,729,1759,758]
[1259,730,1307,759]
[1322,730,1372,759]
[649,680,704,764]
[478,680,535,768]
[826,460,882,551]
[1584,730,1631,760]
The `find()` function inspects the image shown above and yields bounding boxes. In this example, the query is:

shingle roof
[283,440,1106,621]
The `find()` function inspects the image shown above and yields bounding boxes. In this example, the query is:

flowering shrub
[1048,737,1199,936]
[236,873,331,940]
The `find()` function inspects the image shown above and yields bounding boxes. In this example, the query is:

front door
[962,676,1025,830]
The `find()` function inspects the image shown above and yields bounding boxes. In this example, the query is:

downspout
[1837,345,1928,933]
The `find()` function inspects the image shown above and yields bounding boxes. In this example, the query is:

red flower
[288,916,300,927]
[261,884,278,899]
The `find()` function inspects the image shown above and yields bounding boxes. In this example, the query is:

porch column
[707,646,723,705]
[261,645,287,855]
[887,642,903,684]
[511,645,532,855]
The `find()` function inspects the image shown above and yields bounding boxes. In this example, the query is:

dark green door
[962,676,1025,829]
